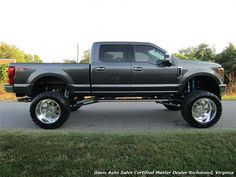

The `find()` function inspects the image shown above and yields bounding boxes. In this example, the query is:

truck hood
[175,58,222,68]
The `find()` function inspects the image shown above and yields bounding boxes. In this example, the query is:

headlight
[218,67,224,78]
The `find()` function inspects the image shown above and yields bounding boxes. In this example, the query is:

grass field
[0,84,16,101]
[0,130,235,177]
[222,94,236,100]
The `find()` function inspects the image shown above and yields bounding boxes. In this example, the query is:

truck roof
[93,41,167,53]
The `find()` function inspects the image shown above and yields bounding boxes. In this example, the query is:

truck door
[91,44,132,93]
[130,45,179,93]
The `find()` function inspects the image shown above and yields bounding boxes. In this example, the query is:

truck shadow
[64,102,190,131]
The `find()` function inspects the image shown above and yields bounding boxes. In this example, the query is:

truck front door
[130,45,179,93]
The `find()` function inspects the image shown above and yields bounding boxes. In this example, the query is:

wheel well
[185,76,220,98]
[32,76,67,97]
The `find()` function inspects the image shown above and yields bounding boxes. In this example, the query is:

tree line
[0,43,42,82]
[0,43,42,63]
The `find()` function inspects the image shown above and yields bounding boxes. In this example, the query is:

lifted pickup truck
[5,42,226,129]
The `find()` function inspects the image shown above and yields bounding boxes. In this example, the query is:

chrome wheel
[191,98,217,123]
[35,99,61,124]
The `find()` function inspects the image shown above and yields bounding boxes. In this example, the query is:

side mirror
[163,54,172,66]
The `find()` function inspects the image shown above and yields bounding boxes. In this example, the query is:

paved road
[0,101,235,131]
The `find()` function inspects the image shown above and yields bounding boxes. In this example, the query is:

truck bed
[10,63,91,96]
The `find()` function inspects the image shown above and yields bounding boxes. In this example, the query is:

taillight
[8,66,15,85]
[218,67,224,78]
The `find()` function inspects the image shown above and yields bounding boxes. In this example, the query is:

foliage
[0,43,42,82]
[194,44,216,61]
[0,43,42,63]
[62,49,91,63]
[0,83,16,100]
[80,49,90,64]
[0,130,235,177]
[173,47,197,60]
[172,43,216,61]
[0,64,8,83]
[215,43,236,76]
[63,59,77,63]
[222,94,236,100]
[215,43,236,93]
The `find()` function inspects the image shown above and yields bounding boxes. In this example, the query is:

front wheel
[30,91,71,129]
[181,90,222,128]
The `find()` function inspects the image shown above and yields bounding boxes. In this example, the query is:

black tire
[30,91,71,129]
[163,104,180,111]
[181,90,222,128]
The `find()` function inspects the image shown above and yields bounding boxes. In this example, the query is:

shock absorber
[192,79,195,91]
[188,80,195,93]
[188,81,191,92]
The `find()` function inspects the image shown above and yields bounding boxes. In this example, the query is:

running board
[76,99,98,106]
[98,99,173,102]
[74,98,176,108]
[18,97,32,102]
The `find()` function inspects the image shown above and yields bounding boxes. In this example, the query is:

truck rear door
[91,44,132,93]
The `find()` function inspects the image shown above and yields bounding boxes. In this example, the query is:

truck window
[134,45,165,64]
[99,45,128,62]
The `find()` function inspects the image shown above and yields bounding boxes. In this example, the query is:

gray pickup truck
[5,42,226,129]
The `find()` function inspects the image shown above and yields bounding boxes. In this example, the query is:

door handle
[95,67,105,71]
[133,67,143,71]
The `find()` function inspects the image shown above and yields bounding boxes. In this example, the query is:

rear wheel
[181,90,222,128]
[30,91,71,129]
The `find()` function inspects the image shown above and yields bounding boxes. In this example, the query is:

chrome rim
[35,99,61,124]
[191,98,217,123]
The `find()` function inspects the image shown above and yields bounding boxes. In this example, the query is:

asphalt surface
[0,101,235,131]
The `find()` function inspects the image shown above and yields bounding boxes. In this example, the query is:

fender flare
[28,72,73,85]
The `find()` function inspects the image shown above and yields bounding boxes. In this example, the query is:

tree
[172,47,196,60]
[194,44,216,61]
[33,55,42,63]
[80,49,90,64]
[172,44,216,61]
[0,43,42,63]
[215,43,236,93]
[0,43,43,82]
[0,64,8,82]
[63,59,77,63]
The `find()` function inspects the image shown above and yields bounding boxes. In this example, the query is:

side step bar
[18,97,32,102]
[18,96,180,107]
[73,98,176,108]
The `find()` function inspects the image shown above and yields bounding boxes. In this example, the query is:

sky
[1,0,236,62]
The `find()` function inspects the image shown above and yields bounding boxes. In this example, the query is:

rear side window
[99,45,128,62]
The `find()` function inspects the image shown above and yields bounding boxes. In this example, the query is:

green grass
[222,94,236,100]
[0,130,235,177]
